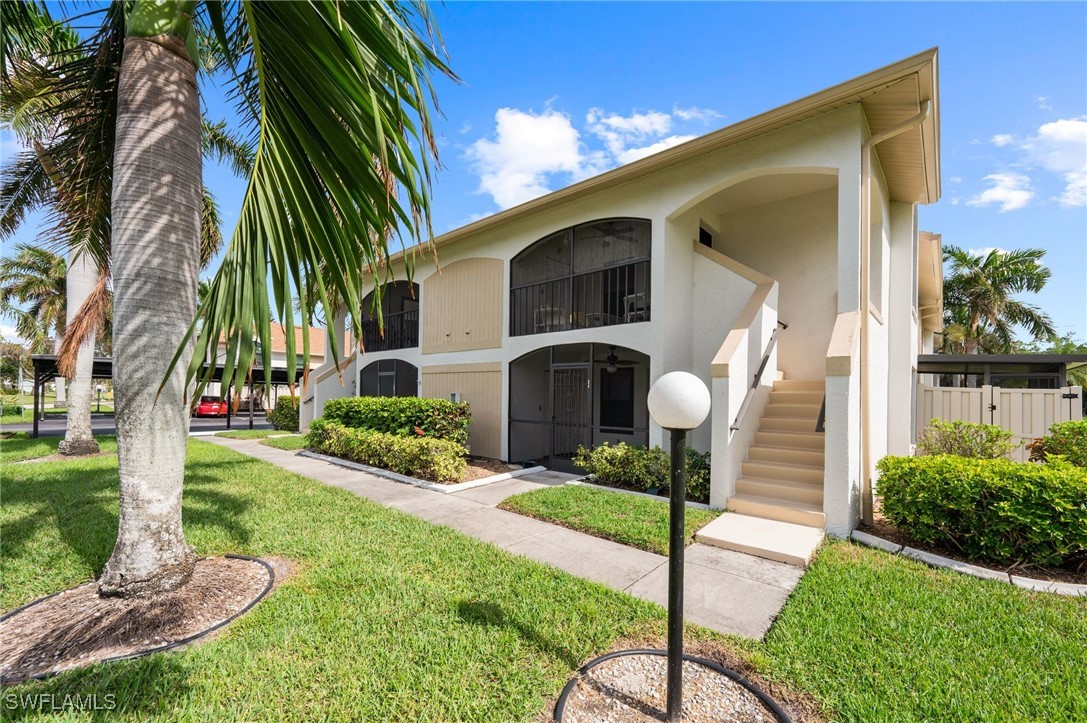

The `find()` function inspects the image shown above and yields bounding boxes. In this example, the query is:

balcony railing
[360,309,419,352]
[510,260,650,337]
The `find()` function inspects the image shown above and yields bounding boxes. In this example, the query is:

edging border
[298,450,547,494]
[849,530,1086,597]
[566,479,718,511]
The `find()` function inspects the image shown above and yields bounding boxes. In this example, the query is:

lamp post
[96,384,103,413]
[646,372,711,722]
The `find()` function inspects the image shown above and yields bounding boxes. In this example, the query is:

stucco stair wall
[728,379,826,528]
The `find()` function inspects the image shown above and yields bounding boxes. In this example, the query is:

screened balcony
[510,218,651,337]
[360,281,419,352]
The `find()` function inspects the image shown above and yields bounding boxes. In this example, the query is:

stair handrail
[730,320,787,432]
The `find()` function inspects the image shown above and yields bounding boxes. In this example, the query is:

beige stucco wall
[421,362,503,459]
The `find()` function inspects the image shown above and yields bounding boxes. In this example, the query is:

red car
[192,396,228,417]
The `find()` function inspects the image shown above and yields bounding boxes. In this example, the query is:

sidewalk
[206,436,804,639]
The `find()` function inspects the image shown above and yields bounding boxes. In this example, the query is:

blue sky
[4,2,1085,342]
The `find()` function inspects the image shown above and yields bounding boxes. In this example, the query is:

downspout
[860,100,932,525]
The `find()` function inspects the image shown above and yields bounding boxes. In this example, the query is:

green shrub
[1,395,24,416]
[1029,420,1087,468]
[308,419,466,483]
[267,397,299,431]
[573,442,712,503]
[915,419,1017,459]
[322,396,471,445]
[878,454,1087,567]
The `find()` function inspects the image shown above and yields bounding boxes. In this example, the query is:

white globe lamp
[647,371,710,430]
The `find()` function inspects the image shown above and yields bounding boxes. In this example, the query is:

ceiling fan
[602,345,639,373]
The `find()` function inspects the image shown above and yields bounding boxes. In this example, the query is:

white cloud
[0,325,25,345]
[1036,95,1053,111]
[967,172,1034,212]
[673,105,724,123]
[0,128,28,161]
[464,108,585,209]
[466,104,719,210]
[967,246,1008,257]
[614,135,696,164]
[1020,117,1087,207]
[949,176,963,184]
[991,134,1014,147]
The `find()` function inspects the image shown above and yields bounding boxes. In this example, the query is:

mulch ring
[550,638,825,723]
[0,556,290,685]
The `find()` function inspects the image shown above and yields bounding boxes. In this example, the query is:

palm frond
[201,185,224,270]
[56,268,110,378]
[0,151,52,239]
[201,118,255,177]
[182,0,456,395]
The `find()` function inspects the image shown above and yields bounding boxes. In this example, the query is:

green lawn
[0,412,32,426]
[2,444,1084,721]
[761,543,1087,722]
[0,434,116,463]
[500,484,722,556]
[214,429,290,440]
[0,441,674,721]
[260,434,308,450]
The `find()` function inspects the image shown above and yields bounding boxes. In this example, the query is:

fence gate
[917,384,1083,461]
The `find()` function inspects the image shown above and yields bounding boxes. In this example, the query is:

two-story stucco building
[302,49,944,540]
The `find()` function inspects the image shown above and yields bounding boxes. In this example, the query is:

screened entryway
[509,343,650,471]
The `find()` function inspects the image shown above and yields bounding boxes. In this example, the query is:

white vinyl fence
[917,384,1083,461]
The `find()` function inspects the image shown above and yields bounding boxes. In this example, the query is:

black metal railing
[360,309,418,352]
[730,320,788,432]
[510,260,650,336]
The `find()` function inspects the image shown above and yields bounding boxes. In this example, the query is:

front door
[551,365,591,470]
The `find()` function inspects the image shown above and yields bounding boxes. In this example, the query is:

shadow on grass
[1,457,257,585]
[456,599,581,669]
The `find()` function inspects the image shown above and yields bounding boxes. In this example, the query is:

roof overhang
[917,231,943,331]
[917,354,1087,376]
[410,48,940,259]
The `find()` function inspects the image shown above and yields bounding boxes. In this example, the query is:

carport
[27,355,305,438]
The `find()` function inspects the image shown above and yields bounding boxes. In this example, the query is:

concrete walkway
[206,437,804,639]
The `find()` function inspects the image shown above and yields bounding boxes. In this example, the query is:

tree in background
[1017,333,1087,388]
[0,244,67,400]
[940,246,1056,354]
[3,0,452,597]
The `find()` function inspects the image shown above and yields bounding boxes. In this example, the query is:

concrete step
[748,445,825,468]
[773,379,826,392]
[736,477,823,506]
[754,430,825,450]
[762,403,822,419]
[742,460,824,485]
[768,390,824,406]
[759,417,824,433]
[727,494,826,529]
[697,512,825,565]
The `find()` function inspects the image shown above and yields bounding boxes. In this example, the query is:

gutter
[859,100,933,526]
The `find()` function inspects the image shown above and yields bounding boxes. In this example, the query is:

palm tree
[0,244,68,402]
[942,246,1056,354]
[4,1,451,597]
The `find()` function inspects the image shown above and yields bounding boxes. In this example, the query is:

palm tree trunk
[58,249,100,456]
[98,36,200,597]
[52,333,66,407]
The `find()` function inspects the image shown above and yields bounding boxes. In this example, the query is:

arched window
[360,281,419,352]
[510,218,651,336]
[359,359,418,398]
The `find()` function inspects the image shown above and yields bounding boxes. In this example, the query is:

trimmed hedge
[573,442,712,504]
[878,454,1087,567]
[322,397,471,446]
[915,419,1017,459]
[308,419,466,483]
[267,397,299,431]
[1030,420,1087,468]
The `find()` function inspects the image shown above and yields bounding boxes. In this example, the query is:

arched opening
[359,359,418,398]
[360,281,419,352]
[510,218,651,337]
[509,342,650,471]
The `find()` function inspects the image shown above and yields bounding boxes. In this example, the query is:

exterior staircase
[727,379,826,528]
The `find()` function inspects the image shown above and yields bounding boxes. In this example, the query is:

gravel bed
[561,653,780,722]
